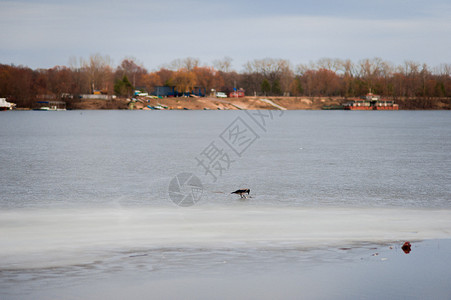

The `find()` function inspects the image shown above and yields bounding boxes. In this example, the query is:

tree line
[1,55,450,108]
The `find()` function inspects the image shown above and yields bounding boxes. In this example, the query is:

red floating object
[402,242,411,254]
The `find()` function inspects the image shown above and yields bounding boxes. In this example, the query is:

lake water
[1,110,451,299]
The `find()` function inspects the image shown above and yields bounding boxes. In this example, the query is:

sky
[1,0,451,71]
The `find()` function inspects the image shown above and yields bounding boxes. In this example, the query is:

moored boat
[343,93,398,110]
[0,98,15,110]
[34,101,66,111]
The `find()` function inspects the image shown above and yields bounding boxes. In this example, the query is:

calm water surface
[1,110,450,208]
[1,110,450,299]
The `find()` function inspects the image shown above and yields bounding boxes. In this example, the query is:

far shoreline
[8,96,451,111]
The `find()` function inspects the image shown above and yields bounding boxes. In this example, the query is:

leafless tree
[168,57,200,71]
[213,56,233,73]
[358,57,386,93]
[116,57,147,87]
[81,53,113,94]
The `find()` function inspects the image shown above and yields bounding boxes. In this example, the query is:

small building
[229,90,245,98]
[222,88,245,98]
[152,86,206,97]
[191,87,206,97]
[80,94,116,100]
[153,86,177,97]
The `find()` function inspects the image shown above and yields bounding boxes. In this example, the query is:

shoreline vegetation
[1,55,451,110]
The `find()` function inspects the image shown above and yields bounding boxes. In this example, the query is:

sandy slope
[70,96,346,110]
[69,96,450,110]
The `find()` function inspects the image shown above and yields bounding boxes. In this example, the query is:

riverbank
[62,96,451,110]
[8,96,450,111]
[64,96,339,110]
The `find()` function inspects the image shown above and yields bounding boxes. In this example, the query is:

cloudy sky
[1,0,450,71]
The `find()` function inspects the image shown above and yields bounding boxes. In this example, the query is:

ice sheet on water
[1,206,451,269]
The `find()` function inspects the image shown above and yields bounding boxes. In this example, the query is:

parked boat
[34,101,66,111]
[0,98,15,110]
[321,104,345,110]
[343,93,398,110]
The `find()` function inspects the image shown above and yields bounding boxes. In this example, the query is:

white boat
[0,98,15,110]
[34,101,66,111]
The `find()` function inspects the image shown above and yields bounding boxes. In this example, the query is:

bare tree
[193,67,224,93]
[295,63,309,76]
[338,59,356,97]
[243,58,293,95]
[278,60,294,96]
[398,60,421,97]
[183,57,200,71]
[358,57,386,93]
[166,57,200,71]
[116,57,147,88]
[379,60,394,96]
[82,53,113,94]
[213,56,233,73]
[437,63,451,97]
[316,58,343,72]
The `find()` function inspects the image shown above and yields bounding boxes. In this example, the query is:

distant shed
[152,86,206,97]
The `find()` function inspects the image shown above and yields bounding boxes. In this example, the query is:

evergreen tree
[272,79,282,95]
[261,79,270,96]
[114,75,134,97]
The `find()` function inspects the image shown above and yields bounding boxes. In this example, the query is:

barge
[344,93,398,110]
